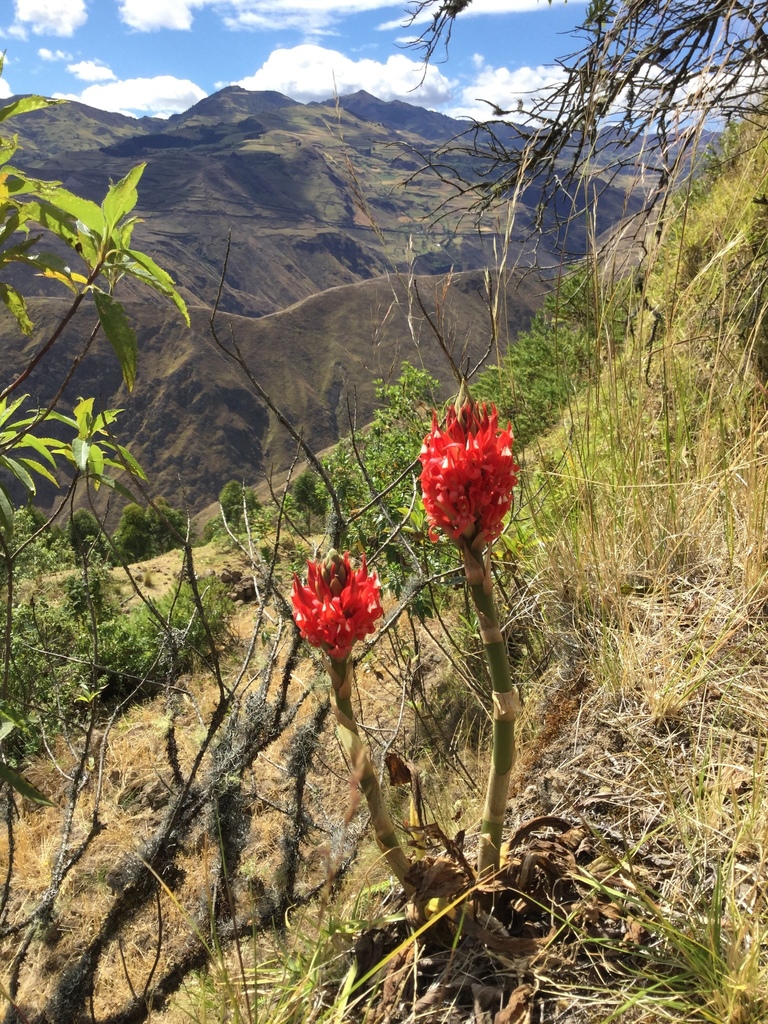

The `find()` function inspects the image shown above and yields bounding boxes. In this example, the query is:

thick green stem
[464,545,520,876]
[328,657,412,890]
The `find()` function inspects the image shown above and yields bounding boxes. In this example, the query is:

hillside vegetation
[2,110,768,1024]
[1,83,646,510]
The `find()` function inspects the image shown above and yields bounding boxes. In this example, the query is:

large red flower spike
[291,549,384,661]
[419,400,519,548]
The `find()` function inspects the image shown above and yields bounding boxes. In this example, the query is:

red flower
[419,401,518,546]
[291,550,384,660]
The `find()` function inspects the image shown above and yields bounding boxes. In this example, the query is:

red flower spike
[291,550,384,661]
[419,401,519,546]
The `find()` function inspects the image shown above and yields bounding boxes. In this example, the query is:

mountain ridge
[2,86,642,509]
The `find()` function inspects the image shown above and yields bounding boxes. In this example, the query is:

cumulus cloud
[38,47,72,61]
[67,60,117,82]
[447,57,567,119]
[56,75,207,117]
[237,44,455,106]
[117,0,204,31]
[0,77,12,99]
[13,0,87,36]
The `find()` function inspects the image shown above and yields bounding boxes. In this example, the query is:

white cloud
[13,0,87,36]
[3,23,28,40]
[237,43,455,106]
[379,0,584,30]
[38,47,72,61]
[447,58,566,119]
[56,75,207,117]
[118,0,204,31]
[222,0,403,35]
[0,77,12,99]
[116,0,442,36]
[67,60,117,82]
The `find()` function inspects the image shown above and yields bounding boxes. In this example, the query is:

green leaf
[19,433,64,467]
[16,456,58,487]
[0,484,14,535]
[93,291,137,391]
[102,164,145,233]
[72,437,91,472]
[0,394,28,429]
[126,248,190,325]
[0,455,36,493]
[72,397,95,436]
[0,761,55,806]
[92,408,120,432]
[87,443,105,479]
[0,208,21,246]
[0,282,33,336]
[114,443,147,480]
[96,473,137,502]
[0,719,15,742]
[22,200,79,248]
[0,135,17,166]
[0,706,25,729]
[42,185,104,236]
[0,95,63,124]
[46,410,78,432]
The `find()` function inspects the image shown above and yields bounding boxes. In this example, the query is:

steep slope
[8,269,543,511]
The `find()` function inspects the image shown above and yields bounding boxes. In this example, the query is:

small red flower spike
[291,550,384,661]
[419,400,519,548]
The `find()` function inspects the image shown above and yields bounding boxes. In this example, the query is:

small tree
[112,503,152,562]
[68,508,107,564]
[292,469,328,527]
[217,479,261,529]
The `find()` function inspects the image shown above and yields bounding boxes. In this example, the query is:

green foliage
[113,498,187,563]
[0,707,54,805]
[218,480,261,528]
[291,469,328,526]
[204,480,268,542]
[0,506,74,586]
[64,558,110,620]
[141,578,233,675]
[473,273,600,448]
[0,79,186,563]
[68,508,107,563]
[7,574,233,724]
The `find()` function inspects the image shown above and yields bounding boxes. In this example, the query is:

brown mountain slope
[9,269,543,512]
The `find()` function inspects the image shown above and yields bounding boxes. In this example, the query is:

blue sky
[0,0,588,119]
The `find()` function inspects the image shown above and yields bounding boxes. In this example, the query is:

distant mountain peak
[323,90,465,141]
[168,86,299,126]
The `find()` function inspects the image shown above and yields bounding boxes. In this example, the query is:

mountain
[2,87,640,510]
[324,90,465,141]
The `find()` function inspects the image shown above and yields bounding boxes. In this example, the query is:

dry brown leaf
[384,751,411,786]
[624,917,649,944]
[494,983,534,1024]
[405,856,469,901]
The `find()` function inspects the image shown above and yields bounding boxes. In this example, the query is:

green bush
[473,277,597,449]
[113,498,188,562]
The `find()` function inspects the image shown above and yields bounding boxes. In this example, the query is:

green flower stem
[328,657,412,889]
[463,544,520,876]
